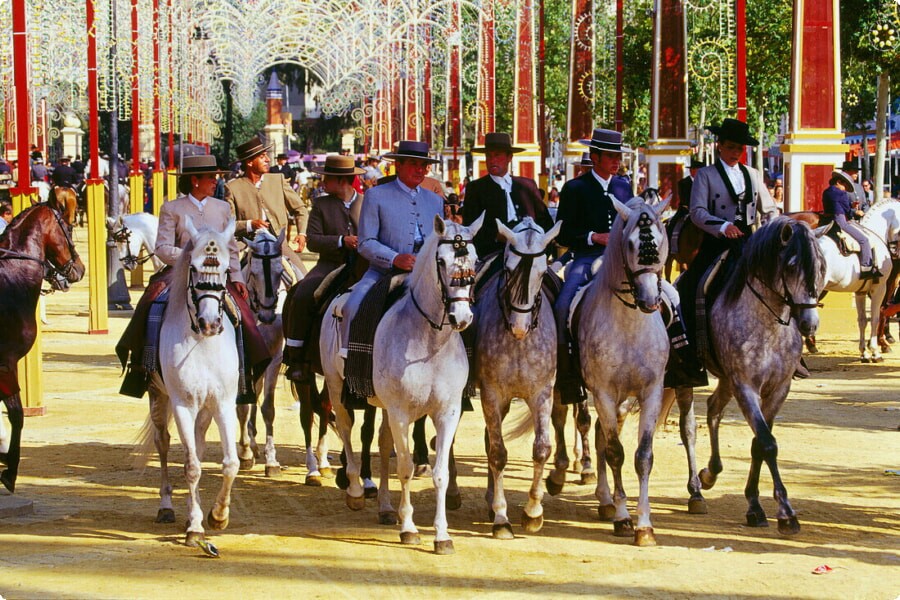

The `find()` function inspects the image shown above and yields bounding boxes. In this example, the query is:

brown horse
[0,199,85,492]
[664,215,704,281]
[53,186,79,232]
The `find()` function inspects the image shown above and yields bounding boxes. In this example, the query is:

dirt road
[1,241,898,599]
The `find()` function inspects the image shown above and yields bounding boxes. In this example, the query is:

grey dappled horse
[473,217,562,539]
[680,216,826,534]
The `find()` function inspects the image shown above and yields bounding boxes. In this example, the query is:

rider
[51,156,78,191]
[823,170,880,279]
[116,155,270,399]
[282,155,364,382]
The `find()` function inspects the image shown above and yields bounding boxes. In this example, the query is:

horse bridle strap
[249,249,281,311]
[187,266,227,334]
[747,275,820,327]
[412,234,476,330]
[499,243,547,332]
[112,227,156,267]
[0,204,79,291]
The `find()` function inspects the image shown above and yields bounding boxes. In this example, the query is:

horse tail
[505,404,535,441]
[132,396,171,472]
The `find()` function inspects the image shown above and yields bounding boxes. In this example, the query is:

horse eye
[437,258,446,267]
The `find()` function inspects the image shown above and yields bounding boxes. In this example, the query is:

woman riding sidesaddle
[822,170,880,280]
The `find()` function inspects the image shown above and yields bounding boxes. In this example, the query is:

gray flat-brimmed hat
[176,155,230,176]
[235,136,273,163]
[311,155,365,176]
[471,132,525,154]
[579,128,625,154]
[383,140,440,164]
[831,170,855,190]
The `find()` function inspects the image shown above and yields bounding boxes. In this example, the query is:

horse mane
[723,216,823,305]
[166,238,195,318]
[1,203,42,238]
[505,217,545,305]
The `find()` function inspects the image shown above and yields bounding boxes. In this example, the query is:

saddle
[665,208,690,254]
[826,223,861,257]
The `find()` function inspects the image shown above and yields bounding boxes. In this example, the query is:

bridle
[186,260,228,335]
[410,233,476,330]
[747,272,821,327]
[246,242,281,314]
[111,225,155,270]
[497,226,546,332]
[0,203,81,292]
[613,211,663,311]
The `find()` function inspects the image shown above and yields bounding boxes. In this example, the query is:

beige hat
[176,155,229,176]
[311,155,365,176]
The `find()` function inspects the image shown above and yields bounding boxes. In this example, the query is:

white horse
[106,213,163,272]
[474,217,562,539]
[575,196,670,546]
[235,229,315,478]
[140,216,240,548]
[320,214,483,554]
[817,200,900,361]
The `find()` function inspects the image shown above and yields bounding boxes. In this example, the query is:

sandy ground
[0,234,898,600]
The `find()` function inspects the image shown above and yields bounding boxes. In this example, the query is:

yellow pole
[166,168,177,203]
[152,169,164,214]
[86,179,109,334]
[128,173,144,287]
[11,187,43,413]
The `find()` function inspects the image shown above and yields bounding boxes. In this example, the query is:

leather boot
[555,342,587,405]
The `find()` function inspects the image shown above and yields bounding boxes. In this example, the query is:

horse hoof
[346,493,365,511]
[634,527,657,547]
[239,457,255,471]
[860,356,871,363]
[492,522,515,540]
[319,467,334,478]
[378,511,398,526]
[434,539,455,555]
[335,467,350,490]
[777,516,801,535]
[873,355,885,363]
[579,470,597,486]
[364,486,378,499]
[399,531,421,546]
[206,510,229,531]
[446,492,462,511]
[745,510,769,528]
[185,531,205,547]
[597,504,616,521]
[613,518,634,537]
[886,333,896,344]
[688,497,708,515]
[545,475,564,497]
[305,474,323,487]
[155,508,176,523]
[414,464,433,478]
[521,512,544,534]
[265,465,282,478]
[699,468,717,490]
[0,471,15,494]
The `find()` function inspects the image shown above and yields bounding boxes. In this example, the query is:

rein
[612,212,663,310]
[247,246,281,313]
[112,226,156,269]
[746,274,821,327]
[186,265,227,334]
[498,240,546,332]
[0,204,80,293]
[410,233,476,330]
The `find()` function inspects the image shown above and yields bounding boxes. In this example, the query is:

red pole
[86,0,100,180]
[153,0,161,168]
[11,0,33,195]
[538,0,546,175]
[167,0,175,169]
[736,0,747,122]
[615,0,624,131]
[131,0,141,172]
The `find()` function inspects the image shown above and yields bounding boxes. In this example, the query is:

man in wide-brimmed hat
[460,132,554,257]
[837,159,865,207]
[823,169,879,279]
[224,135,308,265]
[668,117,778,388]
[553,127,634,404]
[282,155,365,381]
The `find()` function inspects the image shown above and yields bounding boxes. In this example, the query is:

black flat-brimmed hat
[235,136,273,163]
[579,128,624,154]
[840,160,859,172]
[311,155,365,176]
[276,153,288,160]
[176,155,230,176]
[579,152,593,167]
[383,140,440,164]
[688,157,706,169]
[471,132,525,154]
[708,118,759,147]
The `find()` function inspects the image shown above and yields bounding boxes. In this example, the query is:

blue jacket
[822,184,852,219]
[556,171,632,257]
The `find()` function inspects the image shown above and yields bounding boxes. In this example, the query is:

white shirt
[490,173,516,221]
[720,159,746,196]
[187,193,207,212]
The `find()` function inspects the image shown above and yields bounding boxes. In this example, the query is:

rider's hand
[250,219,268,232]
[233,281,249,300]
[293,234,306,252]
[392,253,416,271]
[342,235,359,250]
[723,224,744,239]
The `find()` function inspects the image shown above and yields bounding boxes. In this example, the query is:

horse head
[184,216,235,336]
[106,215,141,271]
[40,202,85,289]
[496,217,562,339]
[244,228,285,325]
[420,212,483,332]
[609,196,670,313]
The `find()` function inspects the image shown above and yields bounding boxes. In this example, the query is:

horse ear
[612,197,630,222]
[468,211,486,236]
[433,213,446,235]
[781,222,793,245]
[496,219,516,243]
[652,195,671,217]
[542,219,563,246]
[813,223,831,238]
[184,215,198,239]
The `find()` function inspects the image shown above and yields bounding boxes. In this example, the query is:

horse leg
[576,401,595,484]
[856,292,872,361]
[482,390,513,538]
[869,287,886,362]
[430,409,460,554]
[333,399,365,509]
[208,403,239,532]
[673,387,706,514]
[699,384,731,490]
[376,410,397,525]
[149,390,175,523]
[523,385,553,534]
[546,392,569,495]
[633,390,662,546]
[297,382,321,485]
[236,404,255,471]
[0,394,24,494]
[593,394,632,537]
[446,437,461,511]
[385,411,419,546]
[360,404,378,498]
[261,368,280,477]
[313,384,333,476]
[593,412,615,522]
[171,403,204,545]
